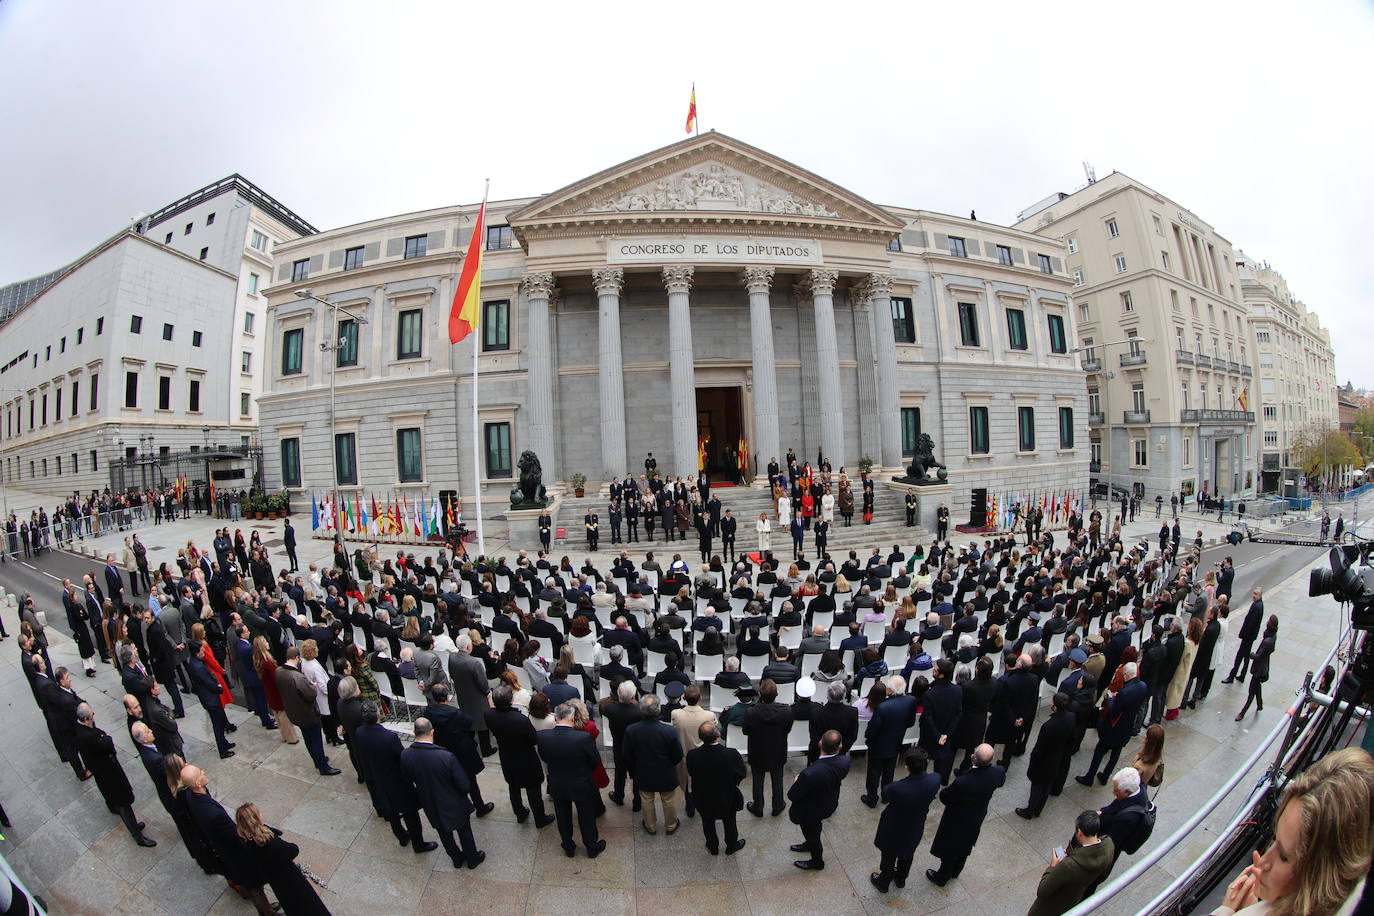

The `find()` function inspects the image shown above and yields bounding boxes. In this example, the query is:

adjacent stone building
[257,133,1089,538]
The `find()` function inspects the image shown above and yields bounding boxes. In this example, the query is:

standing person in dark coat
[446,633,496,756]
[1016,692,1078,819]
[920,659,963,783]
[622,695,684,834]
[685,720,748,855]
[276,647,340,775]
[986,653,1041,768]
[74,703,157,846]
[1223,587,1264,684]
[952,657,995,779]
[602,680,642,810]
[743,679,794,817]
[131,722,177,814]
[869,747,941,893]
[1235,616,1278,720]
[399,717,486,870]
[283,518,299,573]
[234,803,329,916]
[862,676,917,807]
[142,605,186,717]
[535,702,607,858]
[352,704,438,854]
[40,666,88,778]
[62,581,99,676]
[187,640,237,758]
[787,729,852,870]
[809,680,860,763]
[926,743,1006,886]
[424,685,495,817]
[484,685,555,827]
[1076,662,1149,785]
[182,765,272,914]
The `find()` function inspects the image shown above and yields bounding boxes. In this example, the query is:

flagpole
[694,82,699,136]
[469,180,490,557]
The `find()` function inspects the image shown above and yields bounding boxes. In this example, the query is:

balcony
[1119,351,1148,368]
[1122,409,1152,424]
[1088,412,1105,426]
[1175,349,1195,366]
[1081,358,1102,373]
[1195,354,1212,368]
[1240,364,1253,377]
[1180,409,1255,423]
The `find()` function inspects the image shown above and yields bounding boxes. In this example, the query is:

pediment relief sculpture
[587,162,840,218]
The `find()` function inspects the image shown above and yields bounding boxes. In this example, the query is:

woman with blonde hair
[1165,617,1202,720]
[235,802,329,914]
[252,636,296,743]
[568,699,609,815]
[299,639,334,745]
[499,669,531,714]
[1215,747,1374,915]
[161,753,220,877]
[756,512,771,552]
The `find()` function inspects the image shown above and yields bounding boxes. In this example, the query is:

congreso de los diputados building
[257,132,1090,539]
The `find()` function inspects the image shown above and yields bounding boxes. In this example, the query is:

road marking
[19,561,62,581]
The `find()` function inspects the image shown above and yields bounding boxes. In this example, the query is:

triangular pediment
[508,132,903,230]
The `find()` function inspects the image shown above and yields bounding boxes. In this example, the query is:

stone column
[809,268,844,467]
[520,272,557,480]
[866,273,902,468]
[663,265,697,478]
[592,267,627,482]
[743,267,779,481]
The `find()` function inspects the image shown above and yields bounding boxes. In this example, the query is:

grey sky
[3,0,1371,386]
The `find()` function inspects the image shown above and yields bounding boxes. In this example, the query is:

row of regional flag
[986,490,1088,532]
[310,491,457,538]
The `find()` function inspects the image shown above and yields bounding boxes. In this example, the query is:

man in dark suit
[622,695,684,834]
[400,717,486,870]
[685,720,747,855]
[485,685,554,827]
[119,645,155,706]
[1076,662,1149,786]
[131,722,177,816]
[353,704,439,853]
[862,676,917,807]
[743,679,794,817]
[424,685,495,817]
[103,556,126,610]
[74,703,157,846]
[283,517,299,572]
[142,606,186,717]
[986,653,1041,768]
[787,729,851,870]
[602,680,642,810]
[186,641,236,758]
[936,503,950,541]
[132,684,184,757]
[1016,691,1077,819]
[536,702,607,858]
[41,666,88,777]
[920,659,963,783]
[183,765,271,912]
[927,743,1006,886]
[1223,587,1264,684]
[233,627,275,729]
[537,510,552,551]
[870,747,941,892]
[810,681,859,763]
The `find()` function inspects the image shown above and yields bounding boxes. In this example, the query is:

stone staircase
[553,483,932,560]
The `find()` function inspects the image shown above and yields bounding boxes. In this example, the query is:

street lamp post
[295,289,368,555]
[1072,337,1153,508]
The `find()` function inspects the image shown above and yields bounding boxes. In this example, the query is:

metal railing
[0,505,171,559]
[1122,409,1151,424]
[1180,409,1255,423]
[1175,349,1195,365]
[1089,412,1106,425]
[1081,358,1102,372]
[1119,351,1148,367]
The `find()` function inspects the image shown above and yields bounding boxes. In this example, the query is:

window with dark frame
[947,236,968,258]
[485,225,514,251]
[162,323,174,341]
[291,259,309,282]
[484,422,512,478]
[1059,407,1074,449]
[890,297,915,344]
[337,319,359,367]
[403,235,428,259]
[90,373,98,410]
[482,300,510,351]
[192,330,203,347]
[396,428,423,482]
[397,309,423,359]
[281,438,301,487]
[1006,308,1028,350]
[886,238,902,253]
[189,378,201,412]
[124,371,138,408]
[96,317,104,335]
[996,244,1013,266]
[969,406,990,454]
[158,376,171,411]
[282,328,304,375]
[130,315,143,334]
[901,407,922,455]
[1047,313,1068,353]
[334,432,357,485]
[1037,253,1053,273]
[206,212,215,226]
[957,302,980,347]
[1017,405,1035,452]
[344,246,364,270]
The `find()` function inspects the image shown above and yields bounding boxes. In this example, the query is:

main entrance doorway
[695,386,745,483]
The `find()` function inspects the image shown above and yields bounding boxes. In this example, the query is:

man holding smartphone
[1027,810,1113,916]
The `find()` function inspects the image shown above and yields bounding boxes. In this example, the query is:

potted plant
[243,494,265,519]
[568,472,587,498]
[267,492,291,519]
[858,456,876,476]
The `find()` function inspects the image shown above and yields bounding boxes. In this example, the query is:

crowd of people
[10,473,1370,916]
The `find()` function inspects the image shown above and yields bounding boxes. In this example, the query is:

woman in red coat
[254,637,297,743]
[192,622,234,708]
[571,699,608,816]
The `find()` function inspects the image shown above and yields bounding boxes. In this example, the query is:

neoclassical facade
[258,133,1089,535]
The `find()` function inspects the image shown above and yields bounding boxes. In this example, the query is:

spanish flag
[448,198,487,344]
[685,84,697,134]
[1238,388,1250,412]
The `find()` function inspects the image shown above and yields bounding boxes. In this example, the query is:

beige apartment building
[1238,255,1339,494]
[1015,173,1256,504]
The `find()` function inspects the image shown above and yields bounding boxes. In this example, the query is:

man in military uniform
[609,500,623,545]
[936,503,950,541]
[584,512,599,551]
[905,492,918,527]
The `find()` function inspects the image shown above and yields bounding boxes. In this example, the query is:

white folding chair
[569,634,599,668]
[495,574,512,594]
[694,653,723,683]
[855,676,874,700]
[778,626,803,650]
[830,627,848,649]
[729,597,748,618]
[507,664,530,689]
[402,678,427,712]
[786,718,811,753]
[863,619,886,644]
[774,681,796,704]
[741,653,767,681]
[513,594,532,615]
[883,643,909,670]
[534,637,555,662]
[841,649,855,674]
[646,650,668,676]
[800,653,822,678]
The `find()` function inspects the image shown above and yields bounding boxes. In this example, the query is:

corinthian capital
[662,265,695,294]
[866,272,895,298]
[741,266,775,295]
[592,266,624,296]
[808,268,839,296]
[520,272,556,300]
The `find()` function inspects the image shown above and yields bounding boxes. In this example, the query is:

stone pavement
[0,525,1350,914]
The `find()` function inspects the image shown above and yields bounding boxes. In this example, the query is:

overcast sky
[2,0,1371,386]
